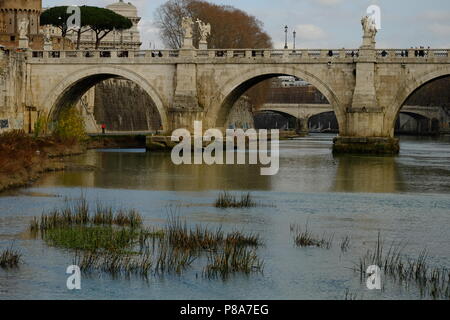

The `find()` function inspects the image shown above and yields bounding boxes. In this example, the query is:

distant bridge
[258,103,445,133]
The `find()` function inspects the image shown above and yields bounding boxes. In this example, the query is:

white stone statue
[182,17,193,39]
[19,18,29,39]
[361,15,377,38]
[196,19,211,43]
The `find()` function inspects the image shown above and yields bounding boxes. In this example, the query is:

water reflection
[2,134,450,300]
[36,134,450,194]
[333,155,403,193]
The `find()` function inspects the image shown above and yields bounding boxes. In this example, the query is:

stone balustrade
[28,48,450,63]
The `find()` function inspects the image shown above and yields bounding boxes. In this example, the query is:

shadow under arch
[42,66,169,131]
[209,66,344,132]
[253,109,298,129]
[308,111,339,132]
[387,68,450,136]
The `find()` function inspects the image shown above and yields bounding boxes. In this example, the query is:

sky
[43,0,450,49]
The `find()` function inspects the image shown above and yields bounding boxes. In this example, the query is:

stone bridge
[2,42,450,153]
[259,103,445,134]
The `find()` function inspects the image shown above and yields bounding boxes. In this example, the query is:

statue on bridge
[18,18,29,39]
[182,17,194,39]
[360,15,377,49]
[196,19,211,50]
[18,18,29,49]
[181,16,195,49]
[196,19,211,43]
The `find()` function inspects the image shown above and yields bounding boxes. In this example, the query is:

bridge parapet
[27,48,450,64]
[28,49,358,63]
[375,49,450,62]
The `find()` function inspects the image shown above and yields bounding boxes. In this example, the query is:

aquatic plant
[0,246,22,269]
[290,224,333,249]
[203,243,264,280]
[355,232,450,300]
[43,226,139,252]
[340,236,351,253]
[344,289,359,300]
[29,198,143,233]
[214,191,257,208]
[31,204,263,280]
[165,215,262,250]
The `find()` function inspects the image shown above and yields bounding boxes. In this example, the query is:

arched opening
[395,112,433,135]
[308,111,339,133]
[44,67,168,135]
[212,67,343,134]
[253,110,298,130]
[390,75,450,137]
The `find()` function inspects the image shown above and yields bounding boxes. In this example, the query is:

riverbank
[0,131,86,192]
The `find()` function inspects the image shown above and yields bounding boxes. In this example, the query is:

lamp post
[293,30,296,51]
[284,25,288,49]
[58,16,66,50]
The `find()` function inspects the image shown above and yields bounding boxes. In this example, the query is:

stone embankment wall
[93,79,162,132]
[225,96,255,129]
[92,80,255,132]
[0,49,25,132]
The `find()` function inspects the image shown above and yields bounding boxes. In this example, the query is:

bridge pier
[332,137,399,155]
[332,46,400,155]
[295,117,309,136]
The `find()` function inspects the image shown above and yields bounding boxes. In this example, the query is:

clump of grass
[74,250,153,278]
[43,226,139,252]
[203,243,264,280]
[29,198,143,233]
[214,191,257,208]
[0,246,22,269]
[114,209,142,228]
[290,224,333,249]
[355,232,450,300]
[154,239,197,275]
[165,215,262,251]
[32,203,263,281]
[340,236,351,253]
[344,289,359,300]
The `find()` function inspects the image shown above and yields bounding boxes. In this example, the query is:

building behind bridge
[0,0,42,50]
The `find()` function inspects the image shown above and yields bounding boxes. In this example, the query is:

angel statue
[361,15,377,39]
[181,17,193,39]
[18,18,29,39]
[196,19,211,43]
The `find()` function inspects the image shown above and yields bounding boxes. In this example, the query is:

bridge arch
[253,109,298,130]
[207,65,344,131]
[386,66,450,136]
[42,66,169,132]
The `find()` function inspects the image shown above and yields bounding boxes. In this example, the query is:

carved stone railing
[27,48,450,63]
[376,49,450,60]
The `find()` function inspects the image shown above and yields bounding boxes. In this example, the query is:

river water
[0,134,449,300]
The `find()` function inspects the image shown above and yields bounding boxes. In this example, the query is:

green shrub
[53,107,87,142]
[33,114,48,138]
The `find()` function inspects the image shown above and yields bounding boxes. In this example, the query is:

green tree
[41,6,133,50]
[53,107,87,143]
[40,6,72,45]
[82,6,133,49]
